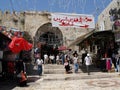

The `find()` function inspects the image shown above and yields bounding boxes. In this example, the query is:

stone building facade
[0,10,93,51]
[97,0,120,44]
[97,0,120,31]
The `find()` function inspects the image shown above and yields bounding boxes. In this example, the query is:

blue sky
[0,0,112,21]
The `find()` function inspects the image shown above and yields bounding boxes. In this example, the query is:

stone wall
[0,11,25,31]
[0,10,92,50]
[97,0,120,31]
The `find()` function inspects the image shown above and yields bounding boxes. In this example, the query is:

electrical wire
[25,0,29,11]
[49,0,56,12]
[10,0,15,11]
[34,0,37,11]
[82,0,86,14]
[16,0,26,12]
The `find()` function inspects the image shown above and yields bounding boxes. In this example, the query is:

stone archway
[35,22,63,46]
[34,23,63,58]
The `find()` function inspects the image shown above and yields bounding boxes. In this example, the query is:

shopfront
[0,26,33,78]
[113,29,120,56]
[77,30,115,70]
[0,32,16,77]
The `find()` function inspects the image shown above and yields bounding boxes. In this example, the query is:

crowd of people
[33,45,120,77]
[33,46,93,75]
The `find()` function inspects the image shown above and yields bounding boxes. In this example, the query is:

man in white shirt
[84,53,92,75]
[44,53,48,64]
[56,54,60,64]
[49,54,55,64]
[36,58,43,76]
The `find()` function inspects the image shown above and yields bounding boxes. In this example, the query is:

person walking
[116,54,120,73]
[73,54,79,73]
[56,54,60,64]
[36,58,43,76]
[81,49,87,65]
[84,53,92,75]
[106,58,112,72]
[49,54,55,64]
[111,51,117,72]
[44,53,48,64]
[64,59,72,74]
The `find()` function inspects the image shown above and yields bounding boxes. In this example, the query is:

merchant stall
[79,30,115,71]
[0,26,14,78]
[0,26,33,78]
[69,30,116,71]
[90,30,116,71]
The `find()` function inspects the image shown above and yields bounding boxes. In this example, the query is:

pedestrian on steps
[84,53,92,75]
[36,58,43,76]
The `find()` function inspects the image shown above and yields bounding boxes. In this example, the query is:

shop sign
[51,13,95,29]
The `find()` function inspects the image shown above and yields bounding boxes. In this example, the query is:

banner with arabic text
[51,13,95,28]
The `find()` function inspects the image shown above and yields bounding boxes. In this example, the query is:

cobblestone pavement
[1,64,120,90]
[11,72,120,90]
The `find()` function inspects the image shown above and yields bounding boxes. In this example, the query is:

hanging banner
[51,13,95,28]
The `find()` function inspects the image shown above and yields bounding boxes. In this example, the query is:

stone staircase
[25,62,118,82]
[27,62,103,75]
[42,64,118,81]
[43,64,66,74]
[28,63,118,82]
[43,64,101,74]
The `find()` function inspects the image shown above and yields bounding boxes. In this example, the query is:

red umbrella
[20,38,32,51]
[58,46,68,51]
[9,37,32,53]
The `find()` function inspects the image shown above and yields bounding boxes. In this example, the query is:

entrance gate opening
[40,31,60,58]
[35,23,63,59]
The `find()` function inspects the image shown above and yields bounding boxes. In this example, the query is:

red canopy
[58,46,68,51]
[9,37,32,53]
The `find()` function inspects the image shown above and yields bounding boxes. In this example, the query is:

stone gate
[0,11,92,50]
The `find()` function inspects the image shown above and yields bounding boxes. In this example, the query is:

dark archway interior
[39,32,60,46]
[35,23,63,59]
[40,31,59,58]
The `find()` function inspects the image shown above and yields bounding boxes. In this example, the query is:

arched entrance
[34,23,63,59]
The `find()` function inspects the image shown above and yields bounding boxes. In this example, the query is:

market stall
[0,26,33,78]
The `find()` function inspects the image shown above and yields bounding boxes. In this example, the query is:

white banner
[51,13,95,28]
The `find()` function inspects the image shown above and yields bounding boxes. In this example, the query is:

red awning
[58,46,68,51]
[8,37,32,53]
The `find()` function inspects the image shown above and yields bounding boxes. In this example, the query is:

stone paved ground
[12,72,120,90]
[1,64,120,90]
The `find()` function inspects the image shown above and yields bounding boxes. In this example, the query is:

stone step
[28,63,115,75]
[44,64,65,74]
[42,73,118,81]
[44,69,101,74]
[44,64,73,74]
[44,68,94,74]
[43,64,101,74]
[44,69,65,74]
[44,64,65,69]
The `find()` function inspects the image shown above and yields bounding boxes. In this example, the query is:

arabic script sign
[51,13,95,28]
